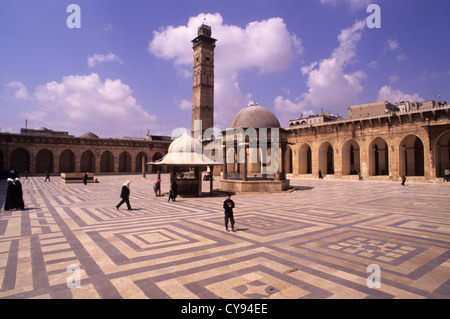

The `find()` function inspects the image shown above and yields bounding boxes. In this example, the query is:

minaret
[191,24,217,134]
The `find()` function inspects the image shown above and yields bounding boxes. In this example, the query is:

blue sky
[1,0,449,138]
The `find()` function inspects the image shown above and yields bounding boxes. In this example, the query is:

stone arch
[35,148,54,174]
[319,141,334,175]
[59,149,75,173]
[435,130,450,178]
[80,150,96,173]
[118,151,132,173]
[369,137,389,176]
[298,143,312,174]
[399,134,424,176]
[342,139,361,175]
[135,152,148,173]
[10,148,30,174]
[100,151,114,173]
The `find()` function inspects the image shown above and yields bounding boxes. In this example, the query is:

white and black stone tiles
[0,175,449,299]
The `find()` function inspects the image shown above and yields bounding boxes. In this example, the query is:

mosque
[1,23,449,188]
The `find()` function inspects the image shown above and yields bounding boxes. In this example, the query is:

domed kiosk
[149,130,222,196]
[220,103,290,193]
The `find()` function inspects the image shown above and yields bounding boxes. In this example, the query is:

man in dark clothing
[83,173,88,185]
[116,181,132,210]
[44,171,50,182]
[223,193,235,232]
[169,181,177,202]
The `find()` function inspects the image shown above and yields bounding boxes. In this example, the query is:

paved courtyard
[0,174,449,299]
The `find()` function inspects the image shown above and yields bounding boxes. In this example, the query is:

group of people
[115,178,180,210]
[116,179,237,232]
[152,178,178,202]
[3,178,25,211]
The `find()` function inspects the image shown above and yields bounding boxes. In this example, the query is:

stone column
[53,150,60,174]
[209,165,214,194]
[75,152,81,173]
[275,144,284,181]
[198,167,202,197]
[142,155,146,178]
[95,151,101,174]
[222,145,228,180]
[241,144,247,181]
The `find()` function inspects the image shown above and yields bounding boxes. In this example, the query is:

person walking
[318,170,323,179]
[14,178,25,210]
[223,193,235,232]
[401,172,406,186]
[116,181,132,210]
[3,178,16,211]
[44,171,50,182]
[83,173,88,185]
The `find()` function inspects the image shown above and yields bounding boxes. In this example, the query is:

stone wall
[0,134,170,175]
[286,106,450,182]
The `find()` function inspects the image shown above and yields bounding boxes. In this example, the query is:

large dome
[230,103,281,129]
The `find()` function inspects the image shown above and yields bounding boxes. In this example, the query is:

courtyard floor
[0,174,449,299]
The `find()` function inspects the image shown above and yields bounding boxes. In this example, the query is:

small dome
[35,126,50,132]
[168,130,202,154]
[230,103,281,129]
[80,132,99,139]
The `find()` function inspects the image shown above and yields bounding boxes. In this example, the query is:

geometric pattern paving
[0,175,449,299]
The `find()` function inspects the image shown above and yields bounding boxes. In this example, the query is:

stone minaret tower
[191,24,217,134]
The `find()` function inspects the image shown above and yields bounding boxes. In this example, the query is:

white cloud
[5,81,31,100]
[87,52,123,68]
[177,99,192,110]
[385,39,400,52]
[17,73,156,137]
[149,13,302,129]
[275,20,366,122]
[273,96,315,125]
[389,75,400,84]
[377,85,423,103]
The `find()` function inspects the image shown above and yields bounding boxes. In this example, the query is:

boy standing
[223,193,235,232]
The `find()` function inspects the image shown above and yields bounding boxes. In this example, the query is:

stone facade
[0,133,170,176]
[285,105,450,182]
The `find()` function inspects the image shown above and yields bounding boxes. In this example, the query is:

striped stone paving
[0,174,449,299]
